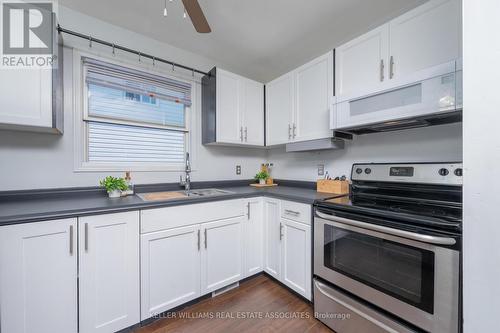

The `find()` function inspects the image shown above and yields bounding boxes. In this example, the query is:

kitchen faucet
[180,152,191,192]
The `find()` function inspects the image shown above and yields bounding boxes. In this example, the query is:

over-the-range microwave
[331,60,462,135]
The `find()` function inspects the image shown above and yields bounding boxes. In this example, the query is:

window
[78,57,192,170]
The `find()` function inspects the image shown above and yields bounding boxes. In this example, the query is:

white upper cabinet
[335,25,389,99]
[216,69,243,144]
[295,52,334,142]
[266,51,334,146]
[204,68,264,146]
[0,42,62,134]
[335,0,461,101]
[389,0,461,79]
[0,219,78,333]
[78,212,140,333]
[266,72,295,146]
[242,78,265,146]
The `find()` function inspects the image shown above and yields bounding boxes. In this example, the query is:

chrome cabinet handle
[380,59,385,82]
[293,123,297,138]
[389,56,394,79]
[240,127,243,142]
[69,225,74,255]
[197,229,200,251]
[204,229,207,249]
[247,202,251,219]
[288,124,292,140]
[315,211,456,245]
[285,209,300,216]
[279,222,284,240]
[244,127,248,142]
[84,223,89,251]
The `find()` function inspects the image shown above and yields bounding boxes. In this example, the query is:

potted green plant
[99,176,128,198]
[255,171,269,185]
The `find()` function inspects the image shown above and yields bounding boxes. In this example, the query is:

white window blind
[82,57,190,166]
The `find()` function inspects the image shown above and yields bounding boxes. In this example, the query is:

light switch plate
[236,165,241,175]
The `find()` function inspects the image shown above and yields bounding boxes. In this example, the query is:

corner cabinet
[202,67,264,147]
[266,51,333,146]
[0,219,78,333]
[335,0,461,101]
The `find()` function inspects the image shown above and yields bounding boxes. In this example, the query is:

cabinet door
[295,51,333,142]
[242,79,265,146]
[78,212,140,333]
[265,72,294,146]
[0,68,52,128]
[389,0,461,80]
[281,218,311,300]
[216,69,243,144]
[263,198,281,279]
[141,225,201,320]
[0,219,78,333]
[335,24,389,99]
[243,199,264,277]
[201,216,244,294]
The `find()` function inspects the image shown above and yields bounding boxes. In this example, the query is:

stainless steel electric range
[313,162,462,333]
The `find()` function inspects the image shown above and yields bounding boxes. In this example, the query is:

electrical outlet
[318,164,325,176]
[236,165,241,175]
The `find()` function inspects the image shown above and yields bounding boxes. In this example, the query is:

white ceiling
[59,0,426,82]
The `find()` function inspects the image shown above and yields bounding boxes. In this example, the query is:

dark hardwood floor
[134,274,332,333]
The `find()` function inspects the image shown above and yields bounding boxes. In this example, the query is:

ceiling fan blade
[181,0,211,33]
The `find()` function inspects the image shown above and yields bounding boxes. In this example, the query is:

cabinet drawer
[141,199,245,233]
[280,200,311,225]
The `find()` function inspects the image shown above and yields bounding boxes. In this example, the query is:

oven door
[314,210,459,333]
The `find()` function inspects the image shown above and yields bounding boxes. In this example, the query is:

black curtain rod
[57,25,210,76]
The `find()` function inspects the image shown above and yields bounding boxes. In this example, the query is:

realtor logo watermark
[1,0,57,68]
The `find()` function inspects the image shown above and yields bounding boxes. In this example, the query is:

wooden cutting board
[250,183,278,188]
[139,192,187,201]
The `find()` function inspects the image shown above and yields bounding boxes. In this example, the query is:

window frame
[73,50,195,172]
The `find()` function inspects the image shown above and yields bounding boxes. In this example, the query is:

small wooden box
[317,180,350,194]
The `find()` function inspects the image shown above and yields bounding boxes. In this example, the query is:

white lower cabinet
[281,218,312,300]
[264,198,282,279]
[243,198,264,277]
[141,224,201,320]
[263,199,312,300]
[201,216,244,293]
[78,212,140,333]
[0,219,78,333]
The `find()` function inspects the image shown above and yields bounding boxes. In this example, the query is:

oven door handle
[315,211,456,245]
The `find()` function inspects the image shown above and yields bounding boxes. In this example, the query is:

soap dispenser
[124,171,134,196]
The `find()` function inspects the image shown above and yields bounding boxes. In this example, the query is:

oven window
[324,225,435,313]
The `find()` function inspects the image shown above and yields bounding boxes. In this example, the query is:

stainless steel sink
[137,188,234,202]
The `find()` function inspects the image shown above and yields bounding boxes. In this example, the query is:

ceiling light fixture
[161,0,211,33]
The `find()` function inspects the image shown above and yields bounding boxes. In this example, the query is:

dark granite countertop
[0,180,343,226]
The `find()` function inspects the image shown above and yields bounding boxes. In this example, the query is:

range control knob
[454,168,463,177]
[355,168,363,174]
[438,168,449,176]
[365,168,372,174]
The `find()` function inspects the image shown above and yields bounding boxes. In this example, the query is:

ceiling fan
[164,0,211,33]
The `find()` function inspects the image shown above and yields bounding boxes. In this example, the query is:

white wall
[462,1,500,332]
[0,7,266,191]
[267,123,462,181]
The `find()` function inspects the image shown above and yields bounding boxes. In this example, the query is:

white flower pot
[259,179,266,185]
[108,189,121,198]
